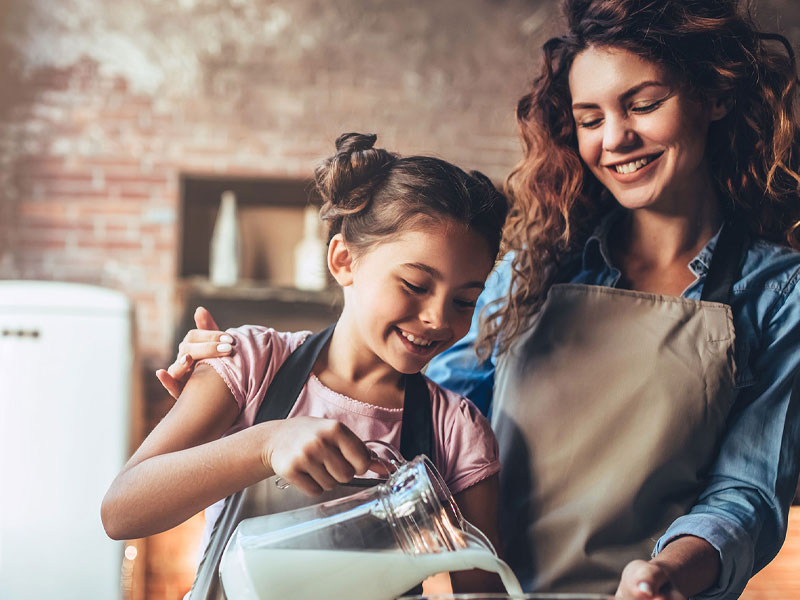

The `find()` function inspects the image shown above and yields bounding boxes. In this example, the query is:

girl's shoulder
[423,375,500,494]
[201,325,312,417]
[224,324,310,357]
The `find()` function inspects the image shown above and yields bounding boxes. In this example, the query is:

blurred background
[0,1,798,599]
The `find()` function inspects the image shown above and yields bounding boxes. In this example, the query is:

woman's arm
[450,474,504,593]
[101,364,374,540]
[619,267,800,599]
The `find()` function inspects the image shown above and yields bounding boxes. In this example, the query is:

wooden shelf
[178,276,341,306]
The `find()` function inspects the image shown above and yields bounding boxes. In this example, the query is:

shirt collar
[580,207,724,278]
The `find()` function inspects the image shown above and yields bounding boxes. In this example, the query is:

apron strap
[700,218,749,304]
[253,324,336,423]
[254,322,435,461]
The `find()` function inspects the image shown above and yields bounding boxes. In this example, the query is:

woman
[429,0,800,598]
[161,1,800,598]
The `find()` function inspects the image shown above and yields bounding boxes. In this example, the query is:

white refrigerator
[0,281,134,599]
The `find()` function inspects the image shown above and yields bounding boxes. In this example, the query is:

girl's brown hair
[480,0,800,357]
[316,132,508,261]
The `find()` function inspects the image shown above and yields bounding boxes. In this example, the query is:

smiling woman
[426,0,800,599]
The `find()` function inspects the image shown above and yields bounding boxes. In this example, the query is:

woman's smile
[570,47,725,213]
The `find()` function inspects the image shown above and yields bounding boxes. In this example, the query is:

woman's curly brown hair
[478,0,800,358]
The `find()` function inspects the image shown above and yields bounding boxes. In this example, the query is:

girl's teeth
[401,331,432,347]
[614,157,651,174]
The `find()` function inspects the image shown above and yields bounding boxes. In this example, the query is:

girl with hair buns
[102,132,509,595]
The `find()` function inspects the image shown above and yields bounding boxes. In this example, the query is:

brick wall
[2,1,799,598]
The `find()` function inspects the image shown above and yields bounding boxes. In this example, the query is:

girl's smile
[332,220,494,378]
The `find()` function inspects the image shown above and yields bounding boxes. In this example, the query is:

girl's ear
[328,233,354,286]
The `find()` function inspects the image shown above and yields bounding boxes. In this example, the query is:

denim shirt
[427,212,800,599]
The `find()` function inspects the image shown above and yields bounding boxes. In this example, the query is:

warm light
[124,545,138,561]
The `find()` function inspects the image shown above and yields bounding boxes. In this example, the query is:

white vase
[209,190,241,287]
[293,205,327,291]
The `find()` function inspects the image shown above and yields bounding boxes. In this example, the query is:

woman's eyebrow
[571,80,669,109]
[402,263,485,289]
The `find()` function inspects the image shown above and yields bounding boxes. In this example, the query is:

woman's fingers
[616,560,680,600]
[167,354,194,380]
[194,306,220,331]
[155,369,184,400]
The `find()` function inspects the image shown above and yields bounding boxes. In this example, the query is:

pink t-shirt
[202,325,500,494]
[195,325,500,563]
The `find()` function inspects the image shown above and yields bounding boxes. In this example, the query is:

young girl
[101,132,508,595]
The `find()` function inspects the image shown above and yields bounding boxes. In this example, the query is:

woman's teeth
[614,156,652,174]
[400,330,433,347]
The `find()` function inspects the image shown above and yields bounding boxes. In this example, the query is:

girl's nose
[602,115,637,152]
[420,299,448,330]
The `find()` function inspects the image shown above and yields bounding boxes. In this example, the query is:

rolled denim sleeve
[655,269,800,599]
[426,255,512,416]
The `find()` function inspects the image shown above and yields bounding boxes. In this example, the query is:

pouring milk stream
[218,452,523,599]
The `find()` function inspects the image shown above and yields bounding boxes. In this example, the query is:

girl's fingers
[302,460,339,492]
[285,471,324,496]
[322,448,357,484]
[335,429,374,475]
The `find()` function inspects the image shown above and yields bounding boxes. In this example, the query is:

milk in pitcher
[220,541,523,600]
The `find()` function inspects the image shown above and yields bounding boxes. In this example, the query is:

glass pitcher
[219,453,517,600]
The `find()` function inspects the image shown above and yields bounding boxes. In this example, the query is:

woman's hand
[616,535,719,600]
[616,560,685,600]
[261,417,377,496]
[156,306,231,399]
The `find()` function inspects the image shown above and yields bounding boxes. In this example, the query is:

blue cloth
[427,211,800,599]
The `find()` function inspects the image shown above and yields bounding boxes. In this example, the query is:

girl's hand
[262,417,377,496]
[156,306,231,399]
[616,559,686,600]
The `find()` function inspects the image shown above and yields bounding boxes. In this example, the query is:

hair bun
[315,132,396,209]
[335,132,378,154]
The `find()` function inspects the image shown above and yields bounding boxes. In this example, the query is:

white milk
[220,543,523,600]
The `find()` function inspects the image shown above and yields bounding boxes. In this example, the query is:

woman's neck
[610,196,723,294]
[312,317,405,409]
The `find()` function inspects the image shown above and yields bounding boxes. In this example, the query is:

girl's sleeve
[200,325,283,413]
[432,384,501,495]
[654,267,800,599]
[426,255,512,416]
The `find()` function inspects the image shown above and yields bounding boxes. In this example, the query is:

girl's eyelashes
[454,298,478,310]
[402,279,427,294]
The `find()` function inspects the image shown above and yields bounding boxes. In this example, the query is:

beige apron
[493,223,745,593]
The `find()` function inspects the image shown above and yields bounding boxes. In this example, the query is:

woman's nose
[602,115,637,152]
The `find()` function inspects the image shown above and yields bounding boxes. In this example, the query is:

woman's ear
[328,233,354,286]
[709,96,732,121]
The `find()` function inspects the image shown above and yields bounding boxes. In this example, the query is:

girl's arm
[450,474,504,593]
[101,363,373,540]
